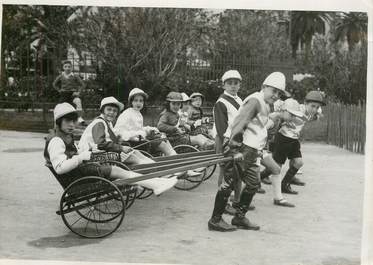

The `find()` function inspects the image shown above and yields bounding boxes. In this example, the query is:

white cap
[128,88,148,102]
[190,92,204,100]
[100,96,124,112]
[262,72,290,97]
[221,70,242,83]
[283,98,304,117]
[180,92,190,102]
[54,103,77,121]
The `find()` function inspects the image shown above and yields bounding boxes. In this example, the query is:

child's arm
[213,101,228,153]
[75,75,86,91]
[214,101,228,139]
[53,75,62,91]
[48,137,91,175]
[229,98,260,146]
[157,112,179,135]
[92,122,123,152]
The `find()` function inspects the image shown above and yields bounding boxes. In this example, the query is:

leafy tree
[290,11,330,62]
[335,12,367,52]
[68,7,212,101]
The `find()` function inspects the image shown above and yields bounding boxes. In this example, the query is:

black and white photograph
[0,1,371,265]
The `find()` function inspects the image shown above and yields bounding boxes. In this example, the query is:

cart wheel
[99,161,137,208]
[202,164,217,181]
[60,176,125,238]
[121,185,137,209]
[136,187,154,199]
[172,145,205,190]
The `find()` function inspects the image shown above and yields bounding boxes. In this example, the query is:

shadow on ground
[27,233,103,249]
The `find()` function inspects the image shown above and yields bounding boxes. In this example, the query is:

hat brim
[55,110,78,121]
[286,109,304,118]
[222,77,242,83]
[306,99,326,106]
[130,92,149,101]
[101,102,124,112]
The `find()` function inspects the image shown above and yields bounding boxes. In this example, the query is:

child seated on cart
[78,96,156,165]
[157,91,214,150]
[115,88,175,155]
[186,92,215,149]
[45,102,177,195]
[115,88,201,178]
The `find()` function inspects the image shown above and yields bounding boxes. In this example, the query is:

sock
[282,166,299,186]
[271,174,283,200]
[260,168,272,180]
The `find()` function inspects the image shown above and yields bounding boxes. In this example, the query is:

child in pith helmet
[208,72,290,232]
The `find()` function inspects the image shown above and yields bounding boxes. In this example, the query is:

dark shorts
[59,91,74,105]
[272,132,302,165]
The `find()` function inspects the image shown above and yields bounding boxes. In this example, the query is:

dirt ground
[0,130,364,265]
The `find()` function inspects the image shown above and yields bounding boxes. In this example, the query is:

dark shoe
[224,204,237,216]
[261,177,272,185]
[231,216,260,230]
[291,177,305,186]
[282,184,298,195]
[257,187,266,194]
[274,199,295,208]
[208,217,237,232]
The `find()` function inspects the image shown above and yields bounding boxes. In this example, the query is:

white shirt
[114,108,155,141]
[242,91,270,150]
[48,137,82,175]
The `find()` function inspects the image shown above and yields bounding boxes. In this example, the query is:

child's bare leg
[189,135,204,147]
[190,134,214,149]
[125,150,155,164]
[157,141,177,156]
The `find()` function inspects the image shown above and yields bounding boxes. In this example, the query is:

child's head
[262,72,290,105]
[100,96,124,123]
[62,60,72,73]
[165,92,183,113]
[54,103,78,133]
[281,98,304,122]
[128,88,148,111]
[190,92,204,108]
[221,70,242,96]
[304,91,325,115]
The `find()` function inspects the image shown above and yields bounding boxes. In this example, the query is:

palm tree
[335,12,367,52]
[290,11,331,62]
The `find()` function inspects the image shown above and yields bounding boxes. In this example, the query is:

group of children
[208,70,325,232]
[46,61,325,233]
